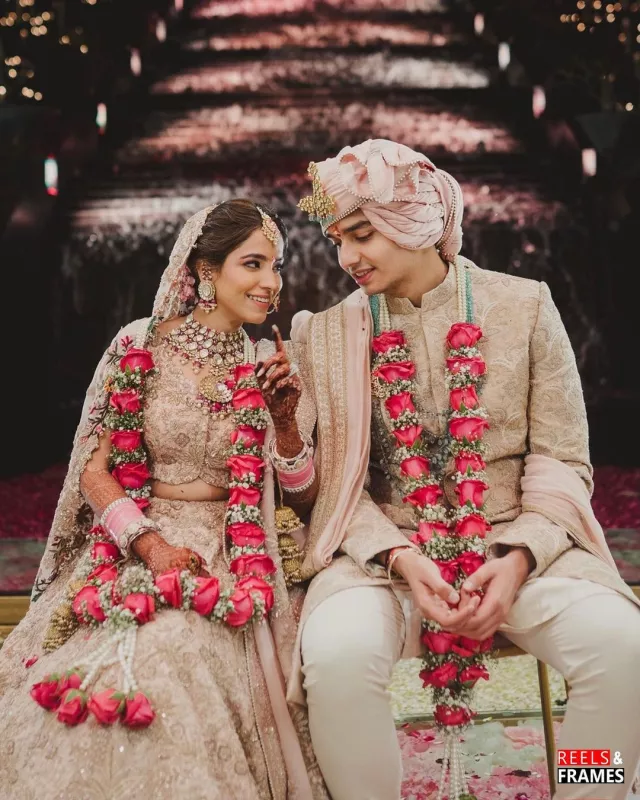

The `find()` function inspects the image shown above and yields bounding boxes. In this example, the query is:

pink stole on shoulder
[521,453,617,570]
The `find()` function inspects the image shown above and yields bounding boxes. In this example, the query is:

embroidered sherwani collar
[385,263,456,316]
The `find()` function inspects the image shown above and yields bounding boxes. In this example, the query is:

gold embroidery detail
[297,162,337,224]
[43,578,86,652]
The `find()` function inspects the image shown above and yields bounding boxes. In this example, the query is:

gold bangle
[386,547,413,582]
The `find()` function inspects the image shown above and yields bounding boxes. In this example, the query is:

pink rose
[456,551,485,577]
[234,364,256,382]
[419,662,459,689]
[228,486,261,507]
[123,593,155,624]
[478,635,494,653]
[109,389,141,414]
[455,513,490,538]
[433,559,459,584]
[58,669,85,694]
[226,522,266,547]
[236,575,275,612]
[434,704,471,727]
[88,689,124,725]
[119,348,155,374]
[421,630,458,654]
[385,391,415,420]
[392,425,423,447]
[404,484,443,508]
[449,417,489,442]
[372,362,415,383]
[230,426,266,447]
[57,689,89,726]
[30,676,62,710]
[449,385,479,412]
[446,322,483,349]
[423,521,449,539]
[225,587,254,627]
[122,692,155,728]
[112,462,150,489]
[400,456,430,478]
[230,554,276,579]
[155,570,183,608]
[91,540,120,563]
[446,355,486,378]
[72,585,106,624]
[456,479,488,508]
[455,452,486,475]
[134,497,150,511]
[454,636,484,655]
[110,430,142,452]
[372,330,406,354]
[459,665,490,687]
[232,388,266,410]
[87,564,118,585]
[191,576,221,617]
[227,455,265,481]
[410,521,450,547]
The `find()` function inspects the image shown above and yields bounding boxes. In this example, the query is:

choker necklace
[163,313,253,416]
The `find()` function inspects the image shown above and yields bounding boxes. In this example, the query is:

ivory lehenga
[0,209,325,800]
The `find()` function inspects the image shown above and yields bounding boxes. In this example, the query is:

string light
[45,156,58,196]
[626,101,634,109]
[156,19,167,42]
[130,48,142,76]
[474,13,484,35]
[96,102,107,133]
[532,85,546,117]
[498,42,511,70]
[582,148,597,176]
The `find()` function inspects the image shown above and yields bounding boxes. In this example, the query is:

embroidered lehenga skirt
[0,499,289,800]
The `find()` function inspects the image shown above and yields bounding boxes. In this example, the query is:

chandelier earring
[197,266,217,313]
[267,291,280,315]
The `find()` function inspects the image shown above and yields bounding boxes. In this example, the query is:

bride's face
[205,228,283,326]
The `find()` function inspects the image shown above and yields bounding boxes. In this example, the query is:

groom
[287,140,640,800]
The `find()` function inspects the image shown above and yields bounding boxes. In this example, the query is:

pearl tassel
[79,635,123,692]
[436,732,469,800]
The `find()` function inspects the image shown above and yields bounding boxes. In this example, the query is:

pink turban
[298,139,463,258]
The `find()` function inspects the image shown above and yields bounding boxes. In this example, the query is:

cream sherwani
[289,260,640,800]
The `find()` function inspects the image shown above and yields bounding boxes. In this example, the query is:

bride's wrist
[132,530,166,561]
[272,426,304,459]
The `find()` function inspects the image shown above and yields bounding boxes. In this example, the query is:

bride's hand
[132,531,210,578]
[255,325,301,430]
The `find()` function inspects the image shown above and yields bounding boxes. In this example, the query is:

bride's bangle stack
[268,433,316,494]
[100,498,160,555]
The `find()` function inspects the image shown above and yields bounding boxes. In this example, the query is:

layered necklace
[163,313,253,416]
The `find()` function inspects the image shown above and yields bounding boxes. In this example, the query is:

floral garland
[370,265,492,800]
[32,330,277,727]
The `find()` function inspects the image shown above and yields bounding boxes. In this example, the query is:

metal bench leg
[538,660,556,797]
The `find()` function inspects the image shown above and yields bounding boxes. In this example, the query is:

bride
[0,200,326,799]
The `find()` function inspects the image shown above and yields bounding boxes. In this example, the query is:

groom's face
[326,211,415,297]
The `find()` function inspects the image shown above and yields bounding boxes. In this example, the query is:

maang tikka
[197,265,216,313]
